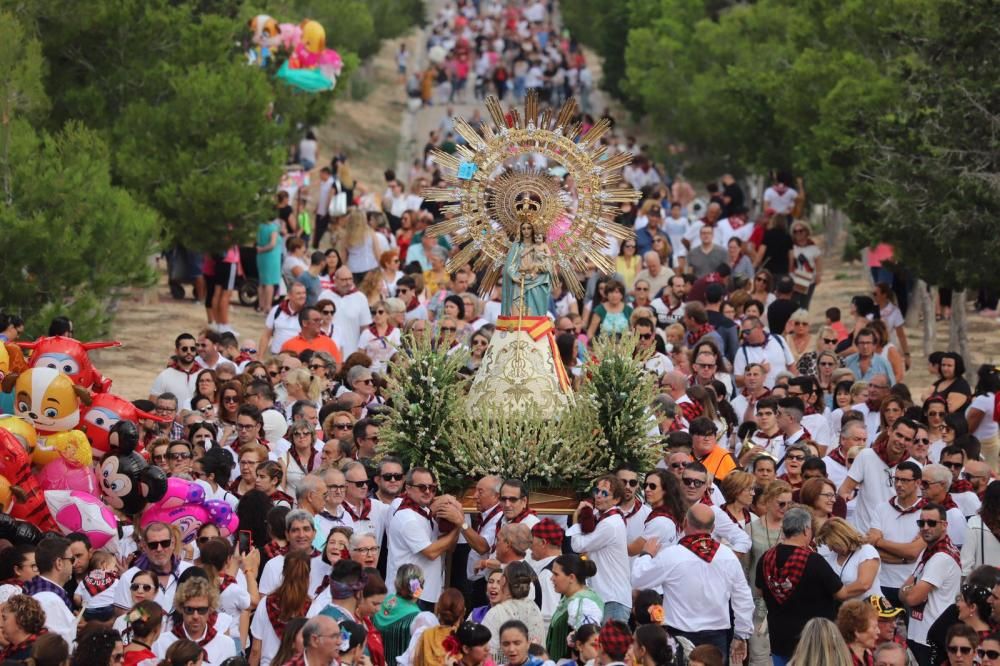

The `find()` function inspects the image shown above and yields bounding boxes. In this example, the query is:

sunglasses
[822,337,838,344]
[670,462,689,470]
[643,482,660,491]
[268,371,280,378]
[322,309,335,315]
[440,327,457,333]
[381,473,404,482]
[941,461,964,470]
[979,648,1000,660]
[920,481,944,490]
[948,645,973,655]
[309,363,327,370]
[178,346,196,352]
[197,536,215,545]
[592,488,611,497]
[620,478,639,487]
[916,519,942,528]
[130,583,155,592]
[371,309,386,315]
[146,539,172,551]
[182,605,211,616]
[333,423,352,430]
[927,410,946,417]
[785,454,806,462]
[347,480,369,489]
[638,333,654,340]
[240,347,258,354]
[775,500,789,509]
[499,495,523,504]
[409,483,438,493]
[681,477,706,488]
[169,451,192,461]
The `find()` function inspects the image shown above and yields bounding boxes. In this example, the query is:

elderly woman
[346,364,383,407]
[357,300,401,374]
[481,562,544,660]
[836,599,879,666]
[0,594,47,660]
[784,309,812,361]
[280,419,322,492]
[152,575,238,665]
[815,518,882,601]
[374,563,425,665]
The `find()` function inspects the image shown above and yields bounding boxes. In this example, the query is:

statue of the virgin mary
[501,220,553,318]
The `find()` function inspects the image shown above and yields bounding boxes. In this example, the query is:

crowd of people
[3,2,1000,666]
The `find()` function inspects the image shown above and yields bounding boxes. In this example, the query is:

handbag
[329,191,348,217]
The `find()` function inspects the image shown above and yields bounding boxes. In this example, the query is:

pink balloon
[45,490,117,549]
[150,477,205,511]
[140,504,210,544]
[36,458,98,495]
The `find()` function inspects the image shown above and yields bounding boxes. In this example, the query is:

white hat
[262,408,288,442]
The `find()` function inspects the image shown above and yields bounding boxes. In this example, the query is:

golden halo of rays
[424,91,640,299]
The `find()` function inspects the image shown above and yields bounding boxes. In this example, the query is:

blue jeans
[772,656,789,666]
[603,601,631,623]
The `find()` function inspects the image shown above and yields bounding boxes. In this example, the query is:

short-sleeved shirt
[820,543,882,600]
[756,546,843,658]
[386,508,444,603]
[846,448,901,533]
[907,552,961,645]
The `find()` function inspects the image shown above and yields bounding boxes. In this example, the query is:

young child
[75,550,121,622]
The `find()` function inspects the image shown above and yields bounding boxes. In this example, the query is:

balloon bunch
[247,14,343,93]
[140,477,239,544]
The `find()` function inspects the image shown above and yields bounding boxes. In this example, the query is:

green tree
[114,63,285,253]
[0,119,158,338]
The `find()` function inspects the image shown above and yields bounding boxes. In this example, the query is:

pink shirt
[867,242,894,267]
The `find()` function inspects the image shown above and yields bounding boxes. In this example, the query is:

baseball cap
[869,595,903,619]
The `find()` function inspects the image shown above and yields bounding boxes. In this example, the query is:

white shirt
[709,506,752,553]
[802,413,834,450]
[631,540,754,638]
[154,623,239,666]
[115,562,193,612]
[527,554,559,632]
[621,498,652,544]
[342,498,390,544]
[314,505,356,550]
[953,490,982,519]
[264,304,302,354]
[762,186,798,215]
[318,289,372,357]
[642,514,679,550]
[249,600,284,666]
[32,582,76,646]
[219,570,252,634]
[733,335,794,388]
[820,543,882,601]
[845,448,901,533]
[387,506,446,603]
[357,327,402,374]
[869,498,922,587]
[150,366,200,406]
[961,515,1000,576]
[467,505,504,581]
[258,552,329,597]
[907,551,961,645]
[567,510,632,607]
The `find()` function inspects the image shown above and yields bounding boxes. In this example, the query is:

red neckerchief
[219,574,237,592]
[234,351,252,364]
[698,494,714,507]
[753,429,783,447]
[872,438,907,468]
[275,299,298,316]
[0,630,45,660]
[851,650,874,666]
[680,400,704,425]
[270,490,294,505]
[262,541,289,559]
[951,479,975,494]
[828,447,849,467]
[336,285,359,297]
[916,534,961,569]
[265,594,310,636]
[659,296,683,315]
[778,473,802,490]
[344,498,372,522]
[471,504,502,532]
[83,569,118,596]
[166,358,204,376]
[685,322,716,347]
[0,577,24,590]
[940,493,959,511]
[762,545,812,604]
[172,618,218,659]
[405,296,421,312]
[803,404,819,416]
[288,446,317,477]
[397,496,434,524]
[741,386,771,400]
[362,614,386,666]
[889,496,926,515]
[368,323,396,338]
[784,426,811,445]
[722,503,753,526]
[314,574,330,597]
[597,507,624,524]
[645,505,679,529]
[495,507,538,541]
[622,497,644,521]
[679,534,721,563]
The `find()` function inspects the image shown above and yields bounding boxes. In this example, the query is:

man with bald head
[633,503,753,663]
[318,266,372,356]
[633,251,673,298]
[963,460,993,498]
[299,615,342,666]
[460,475,504,606]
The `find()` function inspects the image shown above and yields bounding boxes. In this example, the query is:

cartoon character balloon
[0,427,56,531]
[82,392,170,457]
[0,512,43,546]
[45,490,118,549]
[98,421,167,516]
[2,366,93,460]
[140,477,237,543]
[19,335,121,393]
[275,18,343,93]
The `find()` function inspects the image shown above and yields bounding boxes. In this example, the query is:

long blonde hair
[789,617,853,666]
[344,209,372,248]
[285,368,322,402]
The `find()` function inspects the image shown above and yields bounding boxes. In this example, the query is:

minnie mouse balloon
[98,421,167,515]
[45,490,117,549]
[203,499,239,537]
